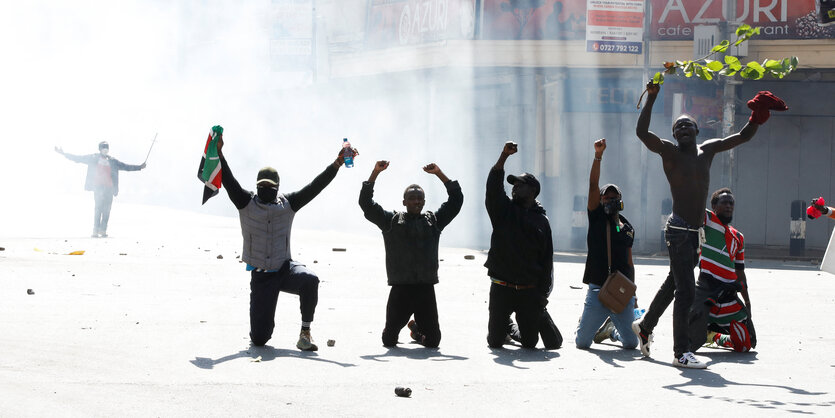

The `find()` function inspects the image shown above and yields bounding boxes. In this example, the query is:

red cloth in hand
[747,91,788,124]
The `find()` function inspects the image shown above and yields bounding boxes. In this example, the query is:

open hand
[54,146,64,154]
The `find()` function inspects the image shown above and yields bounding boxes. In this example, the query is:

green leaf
[705,59,724,72]
[711,40,730,53]
[764,59,782,70]
[719,68,738,77]
[695,65,713,81]
[791,56,799,69]
[752,27,761,35]
[652,72,665,85]
[683,61,695,73]
[746,61,765,72]
[725,55,742,71]
[736,24,751,36]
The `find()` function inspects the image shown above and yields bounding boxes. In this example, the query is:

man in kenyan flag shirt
[687,188,755,354]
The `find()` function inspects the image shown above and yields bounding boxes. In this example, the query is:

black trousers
[639,220,700,357]
[249,260,319,346]
[382,284,441,348]
[487,283,562,349]
[93,188,113,234]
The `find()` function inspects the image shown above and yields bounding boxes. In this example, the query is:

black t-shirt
[582,205,635,286]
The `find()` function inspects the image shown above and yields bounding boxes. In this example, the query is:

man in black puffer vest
[359,160,463,348]
[485,141,562,350]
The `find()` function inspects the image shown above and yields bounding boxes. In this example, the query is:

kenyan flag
[197,125,223,204]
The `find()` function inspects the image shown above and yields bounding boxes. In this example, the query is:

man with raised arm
[216,133,355,351]
[359,160,463,348]
[485,141,562,350]
[631,82,785,368]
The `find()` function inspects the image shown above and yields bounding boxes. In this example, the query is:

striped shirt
[699,209,744,284]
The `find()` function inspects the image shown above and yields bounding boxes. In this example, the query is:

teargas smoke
[3,1,827,253]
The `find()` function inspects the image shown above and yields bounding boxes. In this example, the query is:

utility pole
[722,1,741,190]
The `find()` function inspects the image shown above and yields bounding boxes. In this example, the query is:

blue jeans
[575,285,638,349]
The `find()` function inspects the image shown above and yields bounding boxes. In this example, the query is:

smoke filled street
[1,202,833,416]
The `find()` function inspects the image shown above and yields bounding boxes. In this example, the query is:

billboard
[481,0,587,40]
[365,0,476,49]
[651,0,835,40]
[586,0,644,54]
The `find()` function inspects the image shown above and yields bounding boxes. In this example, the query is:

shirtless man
[630,82,786,368]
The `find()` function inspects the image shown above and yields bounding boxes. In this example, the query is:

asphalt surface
[1,203,834,416]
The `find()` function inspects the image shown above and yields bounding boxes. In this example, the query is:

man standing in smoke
[55,142,146,237]
[484,141,562,349]
[215,131,356,351]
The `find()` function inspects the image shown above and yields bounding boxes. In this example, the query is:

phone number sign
[586,0,645,54]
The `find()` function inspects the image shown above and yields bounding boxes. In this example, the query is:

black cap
[600,183,622,197]
[256,167,279,186]
[507,173,541,197]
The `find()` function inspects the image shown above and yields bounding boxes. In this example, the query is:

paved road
[1,204,833,416]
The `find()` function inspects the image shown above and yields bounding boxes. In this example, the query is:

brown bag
[598,219,636,314]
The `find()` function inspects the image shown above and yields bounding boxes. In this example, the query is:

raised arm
[424,163,462,230]
[285,146,355,211]
[588,139,605,210]
[636,82,667,154]
[700,122,758,154]
[485,142,516,220]
[55,147,94,164]
[358,160,395,230]
[216,137,252,210]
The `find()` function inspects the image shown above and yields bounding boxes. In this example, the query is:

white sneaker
[673,352,707,369]
[631,321,653,357]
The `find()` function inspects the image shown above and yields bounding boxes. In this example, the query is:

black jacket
[484,167,553,296]
[359,180,463,285]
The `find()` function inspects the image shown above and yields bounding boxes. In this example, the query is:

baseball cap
[256,167,279,186]
[507,172,541,197]
[600,183,622,197]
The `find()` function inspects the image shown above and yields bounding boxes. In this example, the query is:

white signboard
[586,0,645,54]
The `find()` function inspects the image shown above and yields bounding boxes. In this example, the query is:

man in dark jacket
[359,160,463,348]
[216,135,354,351]
[55,141,146,237]
[485,141,562,349]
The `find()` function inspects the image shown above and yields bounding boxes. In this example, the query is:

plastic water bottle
[633,308,646,321]
[342,138,353,168]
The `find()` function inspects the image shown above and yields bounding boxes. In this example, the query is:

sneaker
[673,352,707,369]
[593,318,616,344]
[407,320,425,344]
[631,321,653,357]
[296,330,318,351]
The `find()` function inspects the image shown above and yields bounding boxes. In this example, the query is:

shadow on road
[360,345,469,362]
[582,345,644,368]
[489,346,560,369]
[659,352,831,414]
[190,345,357,369]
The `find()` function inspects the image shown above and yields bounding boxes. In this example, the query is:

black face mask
[257,187,278,203]
[603,198,622,216]
[718,214,733,225]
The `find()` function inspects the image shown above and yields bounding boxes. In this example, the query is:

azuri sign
[651,0,833,39]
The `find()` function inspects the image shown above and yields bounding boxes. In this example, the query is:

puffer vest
[239,194,296,270]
